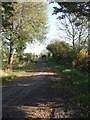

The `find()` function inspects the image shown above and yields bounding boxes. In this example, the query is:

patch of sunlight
[16,83,31,86]
[37,102,55,107]
[32,72,57,76]
[56,77,62,80]
[55,66,60,68]
[0,70,10,77]
[17,105,53,118]
[63,69,72,73]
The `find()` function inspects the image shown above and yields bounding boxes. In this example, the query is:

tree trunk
[72,37,75,49]
[8,42,14,70]
[88,23,90,55]
[78,35,81,52]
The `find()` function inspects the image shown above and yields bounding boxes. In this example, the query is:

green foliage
[2,2,47,68]
[51,1,89,54]
[47,40,75,62]
[23,53,33,62]
[48,60,89,117]
[53,2,90,20]
[47,40,89,71]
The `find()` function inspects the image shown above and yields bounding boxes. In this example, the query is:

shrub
[73,49,88,71]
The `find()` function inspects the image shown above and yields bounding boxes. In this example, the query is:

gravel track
[2,63,78,119]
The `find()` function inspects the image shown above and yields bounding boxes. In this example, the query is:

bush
[73,49,88,71]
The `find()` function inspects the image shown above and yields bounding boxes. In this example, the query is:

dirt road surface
[2,63,78,119]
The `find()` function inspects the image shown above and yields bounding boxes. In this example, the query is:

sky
[24,2,60,55]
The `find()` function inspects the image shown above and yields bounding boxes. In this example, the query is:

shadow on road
[2,63,78,119]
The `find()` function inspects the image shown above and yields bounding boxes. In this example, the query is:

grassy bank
[47,59,89,117]
[2,62,34,85]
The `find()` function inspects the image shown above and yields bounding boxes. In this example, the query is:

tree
[52,1,90,52]
[2,2,47,69]
[23,53,33,63]
[47,40,73,62]
[53,1,90,19]
[2,2,16,68]
[57,13,88,50]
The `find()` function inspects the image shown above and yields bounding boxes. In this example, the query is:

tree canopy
[2,2,47,69]
[53,1,90,20]
[50,1,90,51]
[47,40,74,61]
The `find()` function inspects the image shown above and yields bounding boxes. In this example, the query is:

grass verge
[47,59,89,118]
[2,62,34,86]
